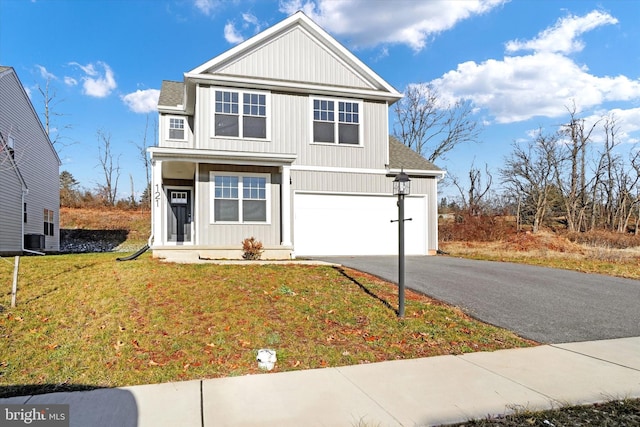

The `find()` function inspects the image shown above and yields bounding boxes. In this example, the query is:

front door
[168,189,191,243]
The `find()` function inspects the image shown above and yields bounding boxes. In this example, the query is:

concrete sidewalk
[2,337,639,426]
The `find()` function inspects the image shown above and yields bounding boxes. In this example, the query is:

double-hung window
[212,173,269,223]
[312,98,361,145]
[169,117,185,140]
[44,209,54,236]
[213,89,268,139]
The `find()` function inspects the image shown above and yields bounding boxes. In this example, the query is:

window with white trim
[211,173,270,223]
[213,89,268,139]
[44,209,54,236]
[312,97,361,145]
[169,117,185,140]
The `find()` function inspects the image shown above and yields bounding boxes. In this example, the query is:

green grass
[441,398,640,426]
[0,253,533,397]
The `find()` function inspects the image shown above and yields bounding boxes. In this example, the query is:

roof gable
[0,66,61,166]
[186,12,401,101]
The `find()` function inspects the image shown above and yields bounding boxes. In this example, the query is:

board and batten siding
[159,114,194,149]
[0,69,60,252]
[196,164,282,247]
[196,86,389,170]
[213,27,373,90]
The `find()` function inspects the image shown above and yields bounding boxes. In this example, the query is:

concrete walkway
[2,337,639,427]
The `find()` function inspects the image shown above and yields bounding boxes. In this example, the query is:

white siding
[0,158,23,253]
[198,87,389,170]
[159,114,194,149]
[0,69,60,252]
[196,164,282,247]
[214,27,372,90]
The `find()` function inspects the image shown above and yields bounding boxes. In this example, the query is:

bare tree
[36,75,72,150]
[501,130,559,233]
[555,105,600,232]
[130,114,156,206]
[450,162,493,216]
[393,83,481,163]
[96,129,121,206]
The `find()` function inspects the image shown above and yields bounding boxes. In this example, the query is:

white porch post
[151,159,164,246]
[280,165,292,246]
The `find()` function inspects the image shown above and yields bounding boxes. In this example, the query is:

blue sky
[1,0,639,201]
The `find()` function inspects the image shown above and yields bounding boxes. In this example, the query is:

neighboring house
[150,12,444,261]
[0,66,61,255]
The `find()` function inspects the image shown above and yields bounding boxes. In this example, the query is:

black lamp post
[392,171,411,318]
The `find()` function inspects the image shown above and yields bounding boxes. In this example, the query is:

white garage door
[293,193,427,256]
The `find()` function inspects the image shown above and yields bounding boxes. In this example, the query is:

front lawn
[0,253,533,397]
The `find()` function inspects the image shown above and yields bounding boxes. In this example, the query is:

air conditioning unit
[24,234,45,251]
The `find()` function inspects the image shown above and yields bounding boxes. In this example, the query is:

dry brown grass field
[439,214,640,280]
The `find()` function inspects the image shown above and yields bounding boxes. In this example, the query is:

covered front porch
[148,147,297,261]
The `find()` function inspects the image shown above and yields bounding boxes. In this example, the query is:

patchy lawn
[0,253,533,397]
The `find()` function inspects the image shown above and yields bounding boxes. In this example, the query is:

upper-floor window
[312,98,361,145]
[2,133,16,158]
[213,89,268,139]
[211,173,270,223]
[169,117,185,140]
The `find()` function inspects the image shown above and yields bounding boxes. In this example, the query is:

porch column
[151,159,164,246]
[280,165,292,246]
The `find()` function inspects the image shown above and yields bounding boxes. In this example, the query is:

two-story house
[0,66,61,255]
[149,12,444,261]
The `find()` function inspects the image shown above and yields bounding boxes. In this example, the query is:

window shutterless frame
[210,172,271,224]
[310,96,362,146]
[212,88,270,140]
[168,117,186,140]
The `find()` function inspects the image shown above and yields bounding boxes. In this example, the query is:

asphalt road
[317,255,640,344]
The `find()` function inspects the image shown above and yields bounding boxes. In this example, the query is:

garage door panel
[294,193,427,256]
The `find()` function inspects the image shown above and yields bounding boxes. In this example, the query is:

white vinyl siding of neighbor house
[0,161,23,253]
[0,69,60,252]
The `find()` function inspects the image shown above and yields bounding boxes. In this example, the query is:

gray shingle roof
[388,136,442,172]
[158,80,184,107]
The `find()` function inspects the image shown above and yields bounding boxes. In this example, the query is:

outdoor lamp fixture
[392,170,411,317]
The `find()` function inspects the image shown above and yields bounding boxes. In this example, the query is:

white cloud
[69,61,117,98]
[64,76,77,86]
[580,108,640,145]
[121,89,160,114]
[35,64,56,80]
[223,13,267,44]
[194,0,220,16]
[279,0,507,51]
[505,10,618,54]
[224,22,245,44]
[429,10,639,124]
[242,13,259,27]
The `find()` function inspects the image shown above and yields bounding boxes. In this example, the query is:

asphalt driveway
[317,255,640,343]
